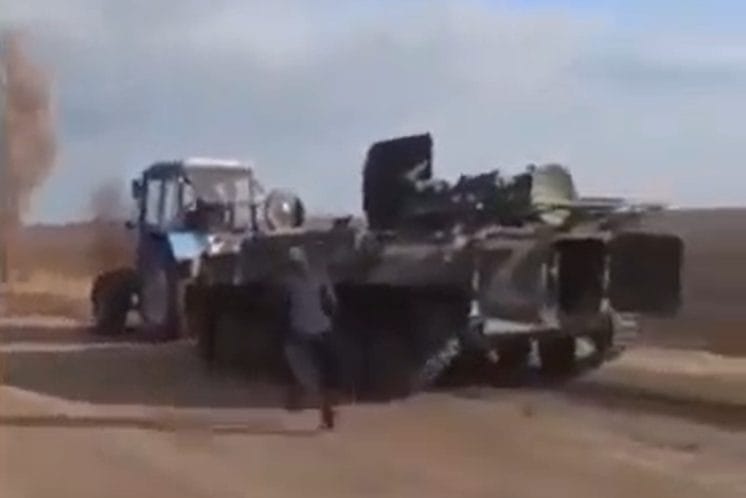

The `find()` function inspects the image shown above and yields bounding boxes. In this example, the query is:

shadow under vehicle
[187,134,684,398]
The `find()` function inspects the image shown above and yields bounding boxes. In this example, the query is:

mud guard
[608,232,683,315]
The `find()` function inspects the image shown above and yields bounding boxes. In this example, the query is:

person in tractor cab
[280,246,339,430]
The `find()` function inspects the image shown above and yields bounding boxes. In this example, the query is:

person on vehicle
[280,245,339,430]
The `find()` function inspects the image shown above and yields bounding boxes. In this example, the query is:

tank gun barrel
[535,197,666,213]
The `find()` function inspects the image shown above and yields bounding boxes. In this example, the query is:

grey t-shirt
[283,271,336,337]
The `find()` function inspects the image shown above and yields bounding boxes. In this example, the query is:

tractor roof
[144,158,253,178]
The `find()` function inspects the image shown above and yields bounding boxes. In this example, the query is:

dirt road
[1,319,745,498]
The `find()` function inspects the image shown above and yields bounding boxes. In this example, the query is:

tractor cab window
[144,178,163,227]
[143,177,185,230]
[181,168,254,231]
[231,178,252,228]
[161,178,181,229]
[182,179,196,211]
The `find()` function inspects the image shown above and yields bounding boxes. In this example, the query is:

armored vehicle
[188,134,683,397]
[89,157,260,339]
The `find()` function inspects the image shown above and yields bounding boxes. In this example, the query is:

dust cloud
[2,31,56,220]
[1,31,56,279]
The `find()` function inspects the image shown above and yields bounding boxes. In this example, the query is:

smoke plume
[89,180,125,223]
[2,31,56,218]
[1,31,56,281]
[88,179,133,274]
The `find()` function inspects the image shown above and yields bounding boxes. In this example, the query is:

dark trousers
[283,331,338,404]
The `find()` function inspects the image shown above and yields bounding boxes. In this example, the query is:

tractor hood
[167,231,245,263]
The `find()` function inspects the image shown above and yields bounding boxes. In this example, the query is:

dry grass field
[640,208,746,356]
[3,220,133,319]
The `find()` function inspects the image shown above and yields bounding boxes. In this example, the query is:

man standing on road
[280,246,339,430]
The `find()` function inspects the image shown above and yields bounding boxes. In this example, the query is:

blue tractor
[89,157,262,340]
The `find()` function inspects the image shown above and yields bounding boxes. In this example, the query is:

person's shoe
[320,405,336,430]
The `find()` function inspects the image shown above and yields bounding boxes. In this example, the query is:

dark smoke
[90,180,126,223]
[87,179,131,274]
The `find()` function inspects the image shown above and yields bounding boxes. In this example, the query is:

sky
[3,0,746,222]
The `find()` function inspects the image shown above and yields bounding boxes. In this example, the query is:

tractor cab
[91,156,311,342]
[130,158,258,235]
[92,158,257,341]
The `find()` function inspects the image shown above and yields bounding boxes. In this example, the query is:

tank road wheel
[191,288,229,370]
[186,286,216,363]
[586,318,614,368]
[361,326,413,398]
[494,337,531,379]
[140,249,183,341]
[336,289,410,399]
[194,305,234,374]
[197,313,216,365]
[538,336,577,377]
[90,268,138,336]
[194,286,285,378]
[410,336,462,393]
[334,288,467,399]
[576,312,632,370]
[408,296,468,393]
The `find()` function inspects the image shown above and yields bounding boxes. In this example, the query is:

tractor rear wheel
[90,268,138,336]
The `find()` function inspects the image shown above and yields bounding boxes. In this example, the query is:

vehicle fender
[166,231,209,263]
